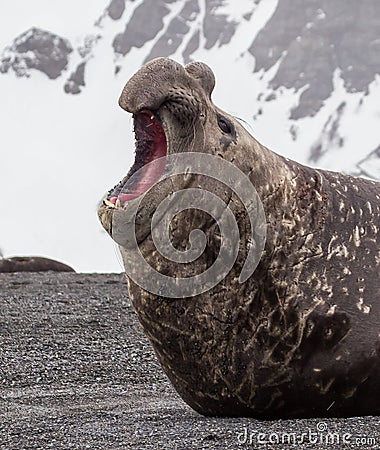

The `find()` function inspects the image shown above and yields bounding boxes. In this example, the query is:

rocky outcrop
[113,0,241,62]
[0,28,72,79]
[249,0,380,119]
[309,102,346,162]
[143,0,199,63]
[64,62,86,95]
[107,0,126,20]
[113,0,176,56]
[203,0,238,50]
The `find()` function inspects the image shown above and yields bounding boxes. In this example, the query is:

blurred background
[1,0,379,272]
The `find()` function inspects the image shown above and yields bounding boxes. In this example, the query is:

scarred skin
[98,58,380,419]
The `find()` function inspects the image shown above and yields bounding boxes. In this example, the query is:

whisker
[233,115,254,133]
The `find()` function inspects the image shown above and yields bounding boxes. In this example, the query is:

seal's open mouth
[105,110,167,208]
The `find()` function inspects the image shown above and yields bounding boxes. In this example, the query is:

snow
[0,0,106,46]
[0,28,128,273]
[0,0,379,272]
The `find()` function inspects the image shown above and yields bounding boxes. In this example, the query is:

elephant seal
[98,57,380,419]
[0,256,75,273]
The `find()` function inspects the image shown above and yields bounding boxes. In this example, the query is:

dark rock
[0,256,75,273]
[112,0,176,56]
[144,0,199,63]
[310,101,346,162]
[265,92,277,102]
[204,0,238,50]
[64,62,86,95]
[113,0,238,62]
[249,0,380,119]
[107,0,126,20]
[0,27,73,79]
[182,30,200,63]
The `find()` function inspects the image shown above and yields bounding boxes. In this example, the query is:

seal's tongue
[110,110,167,205]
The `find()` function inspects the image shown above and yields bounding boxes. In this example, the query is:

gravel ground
[1,273,379,450]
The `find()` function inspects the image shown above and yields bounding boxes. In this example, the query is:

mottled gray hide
[98,58,380,419]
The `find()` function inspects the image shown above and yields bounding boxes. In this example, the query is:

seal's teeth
[103,198,116,208]
[150,115,154,120]
[115,199,121,208]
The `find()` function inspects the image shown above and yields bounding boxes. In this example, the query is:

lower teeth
[103,198,116,208]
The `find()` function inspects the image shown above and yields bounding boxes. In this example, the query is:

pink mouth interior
[109,110,167,205]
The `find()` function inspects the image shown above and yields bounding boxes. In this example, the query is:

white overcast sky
[0,1,106,48]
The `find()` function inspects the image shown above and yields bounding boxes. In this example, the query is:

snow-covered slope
[1,0,379,272]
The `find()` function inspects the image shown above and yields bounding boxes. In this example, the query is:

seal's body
[0,256,75,273]
[98,58,380,418]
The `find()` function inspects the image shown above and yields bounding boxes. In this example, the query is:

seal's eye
[217,115,233,134]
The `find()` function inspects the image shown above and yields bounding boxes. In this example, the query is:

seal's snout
[118,57,215,113]
[119,58,188,113]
